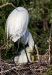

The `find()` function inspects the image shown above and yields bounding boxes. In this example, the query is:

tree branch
[35,44,40,61]
[0,40,10,50]
[0,2,16,9]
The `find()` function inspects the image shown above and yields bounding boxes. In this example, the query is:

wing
[5,7,29,42]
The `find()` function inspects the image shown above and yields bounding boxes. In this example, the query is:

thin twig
[0,40,10,50]
[0,2,16,9]
[0,67,16,74]
[35,44,40,61]
[48,24,52,64]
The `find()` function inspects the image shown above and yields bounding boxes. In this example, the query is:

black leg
[23,45,30,63]
[13,40,20,65]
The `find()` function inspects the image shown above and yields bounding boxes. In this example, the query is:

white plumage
[5,7,34,64]
[14,48,31,64]
[5,7,29,42]
[14,31,34,64]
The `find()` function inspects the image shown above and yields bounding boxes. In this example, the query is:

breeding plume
[5,7,34,64]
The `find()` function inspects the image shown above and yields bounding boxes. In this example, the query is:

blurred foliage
[42,65,52,75]
[0,0,52,61]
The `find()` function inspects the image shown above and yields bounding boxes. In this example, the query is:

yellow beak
[27,50,34,62]
[31,55,34,62]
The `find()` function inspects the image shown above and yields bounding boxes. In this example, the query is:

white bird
[5,7,34,64]
[14,31,34,64]
[14,48,31,64]
[5,7,29,42]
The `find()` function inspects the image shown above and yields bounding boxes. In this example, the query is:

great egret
[14,30,34,64]
[5,7,34,64]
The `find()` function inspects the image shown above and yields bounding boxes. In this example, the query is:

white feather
[14,31,34,64]
[14,47,32,64]
[5,7,29,42]
[5,7,34,64]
